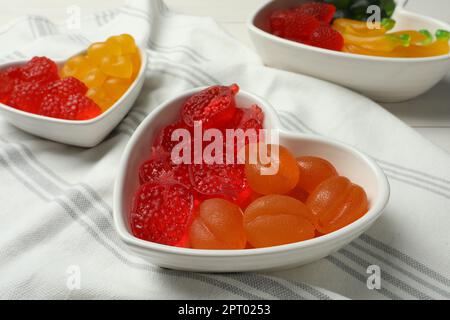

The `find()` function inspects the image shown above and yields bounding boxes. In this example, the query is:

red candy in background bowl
[113,84,389,272]
[0,57,101,120]
[0,48,147,147]
[270,2,344,51]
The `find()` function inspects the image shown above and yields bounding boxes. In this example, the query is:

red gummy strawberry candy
[46,77,87,98]
[7,82,46,113]
[0,67,22,103]
[307,25,344,51]
[189,163,250,205]
[21,56,58,84]
[237,104,264,131]
[181,84,238,129]
[130,182,194,246]
[39,93,101,120]
[296,3,336,24]
[139,155,190,187]
[269,9,293,36]
[225,104,264,154]
[153,121,191,154]
[284,11,320,42]
[64,94,101,120]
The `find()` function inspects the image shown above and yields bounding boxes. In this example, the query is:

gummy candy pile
[269,1,450,58]
[61,34,140,111]
[130,84,369,249]
[0,34,140,121]
[0,57,101,120]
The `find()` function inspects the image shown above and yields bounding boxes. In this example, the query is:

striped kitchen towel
[0,0,448,299]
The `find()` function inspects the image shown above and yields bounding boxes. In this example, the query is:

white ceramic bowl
[113,87,390,272]
[248,0,450,102]
[0,48,147,147]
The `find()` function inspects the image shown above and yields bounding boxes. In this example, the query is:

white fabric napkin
[0,0,449,300]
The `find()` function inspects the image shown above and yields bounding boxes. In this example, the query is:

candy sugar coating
[189,198,247,250]
[103,77,132,100]
[189,163,249,205]
[21,56,59,84]
[244,144,299,195]
[86,87,113,112]
[306,176,368,234]
[60,55,93,79]
[139,153,190,187]
[296,156,338,193]
[244,195,316,248]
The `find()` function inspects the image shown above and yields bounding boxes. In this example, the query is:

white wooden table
[2,0,450,152]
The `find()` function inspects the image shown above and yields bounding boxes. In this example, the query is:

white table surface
[2,0,450,152]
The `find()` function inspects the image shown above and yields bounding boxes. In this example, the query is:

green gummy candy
[398,34,411,47]
[418,30,433,46]
[381,18,395,31]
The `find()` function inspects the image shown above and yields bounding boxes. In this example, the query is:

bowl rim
[0,47,148,125]
[247,0,450,63]
[113,86,390,258]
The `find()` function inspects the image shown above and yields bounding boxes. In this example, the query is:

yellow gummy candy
[87,41,122,65]
[127,52,141,80]
[60,55,93,79]
[393,39,449,58]
[103,77,132,101]
[87,87,114,111]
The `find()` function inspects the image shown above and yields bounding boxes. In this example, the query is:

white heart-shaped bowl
[0,48,147,147]
[248,0,450,103]
[113,87,390,272]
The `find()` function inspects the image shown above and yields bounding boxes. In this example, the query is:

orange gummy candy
[100,55,133,79]
[86,87,114,111]
[244,144,299,195]
[59,34,140,114]
[103,77,132,101]
[189,198,247,250]
[82,67,107,88]
[306,176,368,235]
[244,195,316,248]
[60,55,93,79]
[296,156,338,193]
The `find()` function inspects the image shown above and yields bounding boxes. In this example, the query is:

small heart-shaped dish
[0,48,147,147]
